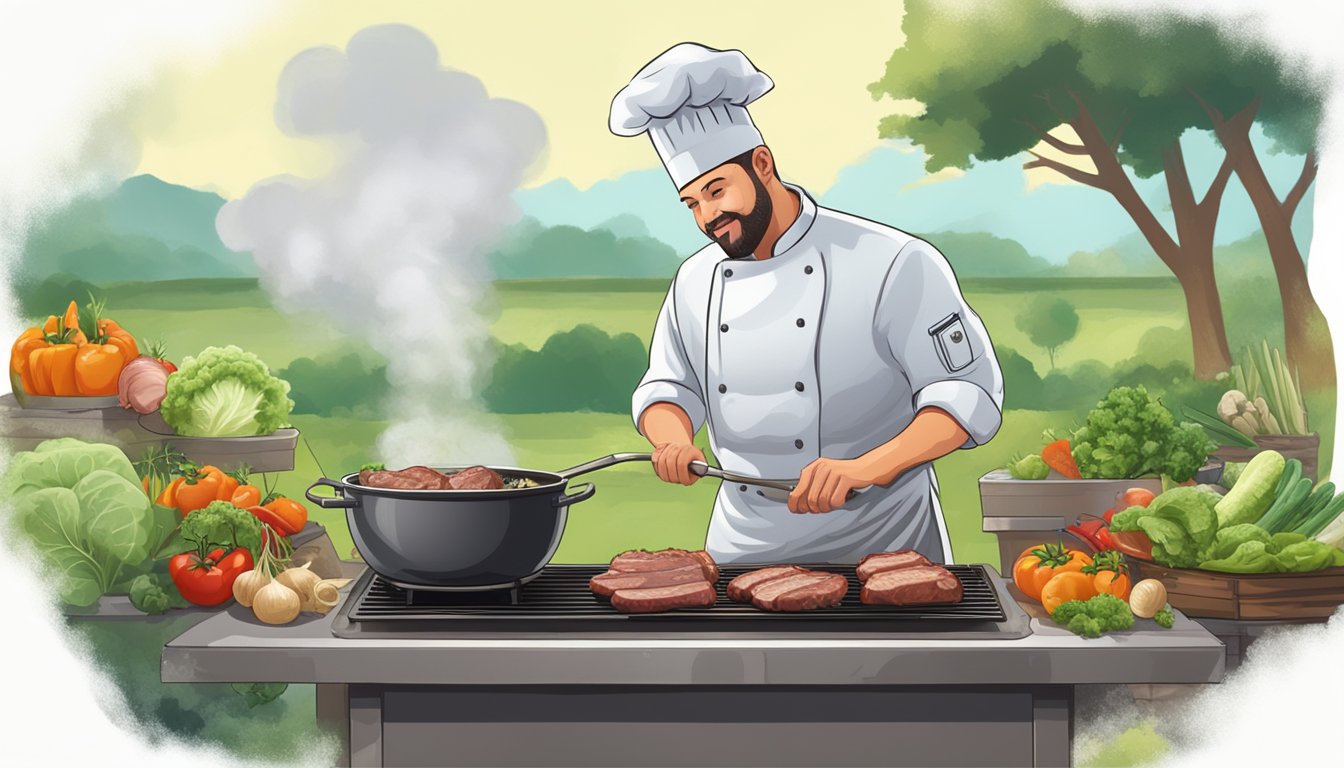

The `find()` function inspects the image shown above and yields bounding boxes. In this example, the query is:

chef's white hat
[610,43,773,190]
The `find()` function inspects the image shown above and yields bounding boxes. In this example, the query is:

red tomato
[1115,487,1156,512]
[169,547,254,606]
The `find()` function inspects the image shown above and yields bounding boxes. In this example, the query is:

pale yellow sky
[131,0,931,198]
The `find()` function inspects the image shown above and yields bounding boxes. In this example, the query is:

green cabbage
[3,439,175,607]
[159,345,293,437]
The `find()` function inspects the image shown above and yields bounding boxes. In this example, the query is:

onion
[252,580,301,625]
[276,562,323,611]
[311,578,353,614]
[1128,579,1168,619]
[118,356,170,413]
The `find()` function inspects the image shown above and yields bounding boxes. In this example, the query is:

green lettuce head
[159,345,293,437]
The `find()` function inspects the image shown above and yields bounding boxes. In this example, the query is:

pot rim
[337,465,569,500]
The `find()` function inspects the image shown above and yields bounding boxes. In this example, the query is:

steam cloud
[216,24,546,466]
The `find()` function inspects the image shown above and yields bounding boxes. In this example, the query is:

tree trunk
[1225,136,1335,392]
[1168,253,1233,378]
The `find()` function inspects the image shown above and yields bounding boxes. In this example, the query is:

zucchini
[1298,490,1344,538]
[1262,477,1313,533]
[1256,458,1301,529]
[1215,450,1286,528]
[1284,481,1334,534]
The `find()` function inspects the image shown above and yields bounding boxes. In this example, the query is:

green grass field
[78,275,1330,572]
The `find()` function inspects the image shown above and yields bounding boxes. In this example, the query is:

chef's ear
[751,145,777,183]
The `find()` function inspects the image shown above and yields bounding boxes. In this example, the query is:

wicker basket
[1213,433,1320,482]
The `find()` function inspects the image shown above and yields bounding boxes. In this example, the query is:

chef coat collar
[723,181,817,260]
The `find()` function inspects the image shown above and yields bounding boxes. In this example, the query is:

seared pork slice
[856,550,933,582]
[610,548,718,581]
[589,563,706,598]
[860,565,963,606]
[610,581,717,613]
[749,573,830,611]
[771,573,849,611]
[726,566,807,603]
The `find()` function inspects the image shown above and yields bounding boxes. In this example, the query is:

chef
[610,43,1005,564]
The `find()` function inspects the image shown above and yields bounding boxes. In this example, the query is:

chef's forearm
[639,402,697,446]
[862,407,970,486]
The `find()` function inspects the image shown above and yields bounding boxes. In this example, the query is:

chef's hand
[789,458,878,514]
[651,442,706,486]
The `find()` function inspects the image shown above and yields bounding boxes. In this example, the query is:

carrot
[1041,439,1082,479]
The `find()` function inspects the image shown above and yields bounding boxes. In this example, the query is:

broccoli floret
[1068,614,1104,638]
[181,501,263,561]
[1088,593,1136,632]
[129,574,171,615]
[1051,593,1135,637]
[1050,599,1089,626]
[1069,386,1214,481]
[1154,604,1175,629]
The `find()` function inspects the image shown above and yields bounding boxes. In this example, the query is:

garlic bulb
[276,562,323,611]
[253,580,301,625]
[232,569,268,608]
[1128,579,1168,619]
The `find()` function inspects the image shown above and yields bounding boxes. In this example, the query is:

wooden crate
[1128,559,1344,620]
[0,393,299,472]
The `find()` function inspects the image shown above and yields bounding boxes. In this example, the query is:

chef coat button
[795,439,804,449]
[796,318,805,328]
[718,384,727,394]
[720,323,729,333]
[794,381,805,392]
[804,265,814,275]
[757,490,765,497]
[739,485,748,492]
[724,268,734,277]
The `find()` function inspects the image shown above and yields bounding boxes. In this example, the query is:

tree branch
[1033,91,1069,123]
[1201,149,1237,214]
[1024,151,1103,187]
[1016,120,1089,154]
[1283,149,1317,221]
[1110,114,1131,153]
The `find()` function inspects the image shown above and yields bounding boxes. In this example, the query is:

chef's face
[679,151,774,258]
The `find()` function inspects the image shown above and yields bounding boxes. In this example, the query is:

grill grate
[342,563,1010,633]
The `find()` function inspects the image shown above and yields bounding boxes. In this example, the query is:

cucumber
[1255,458,1301,529]
[1298,490,1344,538]
[1263,477,1313,533]
[1215,451,1287,528]
[1287,482,1336,533]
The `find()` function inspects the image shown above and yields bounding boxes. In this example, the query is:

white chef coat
[632,183,1004,565]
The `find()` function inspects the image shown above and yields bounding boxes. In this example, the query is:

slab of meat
[856,550,932,583]
[726,566,807,603]
[589,563,706,598]
[860,565,963,606]
[770,573,849,611]
[610,548,718,582]
[748,572,832,611]
[448,465,504,490]
[358,466,452,490]
[609,581,717,613]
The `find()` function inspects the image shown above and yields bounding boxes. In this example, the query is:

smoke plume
[216,24,546,466]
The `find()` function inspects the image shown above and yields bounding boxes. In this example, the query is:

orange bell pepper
[10,328,46,394]
[175,464,230,516]
[231,484,262,508]
[263,496,308,536]
[74,343,127,396]
[30,344,83,396]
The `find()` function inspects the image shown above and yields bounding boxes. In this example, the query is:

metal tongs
[558,453,863,503]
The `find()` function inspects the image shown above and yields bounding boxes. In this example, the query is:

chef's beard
[703,169,774,258]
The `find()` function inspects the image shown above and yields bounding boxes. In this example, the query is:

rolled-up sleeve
[632,282,706,436]
[875,240,1004,448]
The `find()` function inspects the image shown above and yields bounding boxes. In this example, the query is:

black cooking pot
[304,454,671,591]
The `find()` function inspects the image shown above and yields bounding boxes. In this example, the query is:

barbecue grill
[332,563,1031,639]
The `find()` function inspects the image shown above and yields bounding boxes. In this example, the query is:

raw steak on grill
[726,566,807,603]
[860,565,963,606]
[609,581,717,613]
[856,550,932,582]
[589,563,707,598]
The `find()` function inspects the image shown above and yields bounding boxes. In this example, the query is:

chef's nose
[700,203,722,229]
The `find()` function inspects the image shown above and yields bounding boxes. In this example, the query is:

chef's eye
[685,200,698,210]
[710,187,723,198]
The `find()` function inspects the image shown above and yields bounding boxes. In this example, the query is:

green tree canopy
[1016,296,1079,369]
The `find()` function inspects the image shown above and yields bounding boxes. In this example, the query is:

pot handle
[305,478,358,509]
[554,482,596,508]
